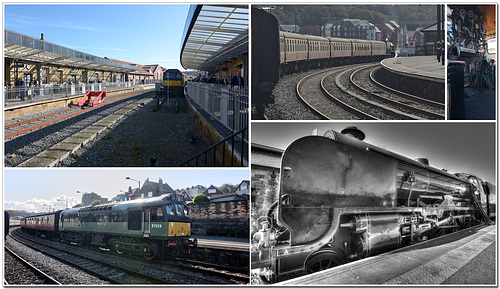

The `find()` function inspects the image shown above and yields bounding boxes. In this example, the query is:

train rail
[5,89,150,140]
[296,66,368,120]
[5,90,154,167]
[10,229,247,285]
[296,62,427,120]
[293,62,445,120]
[4,245,62,285]
[349,65,445,119]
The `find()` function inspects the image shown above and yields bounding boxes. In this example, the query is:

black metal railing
[178,126,248,167]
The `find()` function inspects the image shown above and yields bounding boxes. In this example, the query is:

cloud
[53,22,109,33]
[5,195,80,213]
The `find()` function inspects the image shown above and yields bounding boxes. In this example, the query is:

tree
[193,194,209,204]
[91,199,102,206]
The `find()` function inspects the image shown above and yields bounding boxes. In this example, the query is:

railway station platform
[379,56,445,103]
[280,224,496,285]
[180,5,249,166]
[193,234,249,252]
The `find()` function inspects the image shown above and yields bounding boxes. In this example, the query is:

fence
[398,44,437,57]
[4,81,154,106]
[186,81,248,133]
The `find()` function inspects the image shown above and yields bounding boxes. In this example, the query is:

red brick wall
[187,200,249,237]
[187,200,249,219]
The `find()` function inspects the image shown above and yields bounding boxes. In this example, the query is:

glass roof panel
[180,4,248,71]
[4,29,138,73]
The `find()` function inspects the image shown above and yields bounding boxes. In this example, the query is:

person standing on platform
[231,71,244,88]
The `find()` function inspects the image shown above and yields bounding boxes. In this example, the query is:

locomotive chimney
[416,158,429,166]
[340,126,365,141]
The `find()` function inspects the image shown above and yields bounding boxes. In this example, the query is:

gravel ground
[59,94,210,167]
[5,92,153,167]
[5,233,109,285]
[264,70,323,120]
[8,228,244,285]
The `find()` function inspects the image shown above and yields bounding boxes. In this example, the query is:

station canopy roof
[181,5,248,72]
[4,29,139,73]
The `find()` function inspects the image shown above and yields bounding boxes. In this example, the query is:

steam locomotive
[251,127,495,283]
[21,193,196,260]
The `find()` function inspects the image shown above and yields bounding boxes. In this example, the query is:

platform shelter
[180,5,249,167]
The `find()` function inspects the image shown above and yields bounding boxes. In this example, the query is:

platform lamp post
[126,177,140,199]
[57,198,68,209]
[76,190,84,207]
[295,12,300,33]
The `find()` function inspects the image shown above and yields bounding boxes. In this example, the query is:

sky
[4,168,249,213]
[252,122,497,185]
[4,4,191,70]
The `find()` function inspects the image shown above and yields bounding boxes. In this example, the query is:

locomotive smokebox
[415,158,430,166]
[340,126,365,141]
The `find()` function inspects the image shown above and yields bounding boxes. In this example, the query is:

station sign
[70,70,78,75]
[11,64,24,68]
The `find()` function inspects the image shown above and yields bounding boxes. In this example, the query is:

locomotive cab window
[174,204,185,217]
[183,205,190,217]
[150,207,164,221]
[166,204,175,215]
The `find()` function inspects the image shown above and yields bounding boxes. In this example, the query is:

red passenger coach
[306,35,331,60]
[23,211,62,235]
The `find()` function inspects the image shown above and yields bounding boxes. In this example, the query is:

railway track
[349,65,445,119]
[5,90,154,167]
[10,229,247,285]
[293,62,445,120]
[296,65,368,120]
[5,89,150,140]
[4,246,62,285]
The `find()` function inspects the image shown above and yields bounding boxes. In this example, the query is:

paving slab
[280,225,495,285]
[381,56,446,82]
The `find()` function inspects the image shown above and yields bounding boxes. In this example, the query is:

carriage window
[183,205,190,218]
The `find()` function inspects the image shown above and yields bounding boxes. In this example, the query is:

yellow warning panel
[168,222,191,237]
[164,80,182,87]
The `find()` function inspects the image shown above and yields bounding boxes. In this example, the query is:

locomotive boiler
[251,127,493,283]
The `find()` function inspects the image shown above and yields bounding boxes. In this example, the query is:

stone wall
[376,66,445,103]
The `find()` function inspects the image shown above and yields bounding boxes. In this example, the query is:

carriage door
[143,208,151,237]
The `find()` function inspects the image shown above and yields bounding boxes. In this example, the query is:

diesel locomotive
[251,127,495,283]
[163,68,185,98]
[21,193,196,259]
